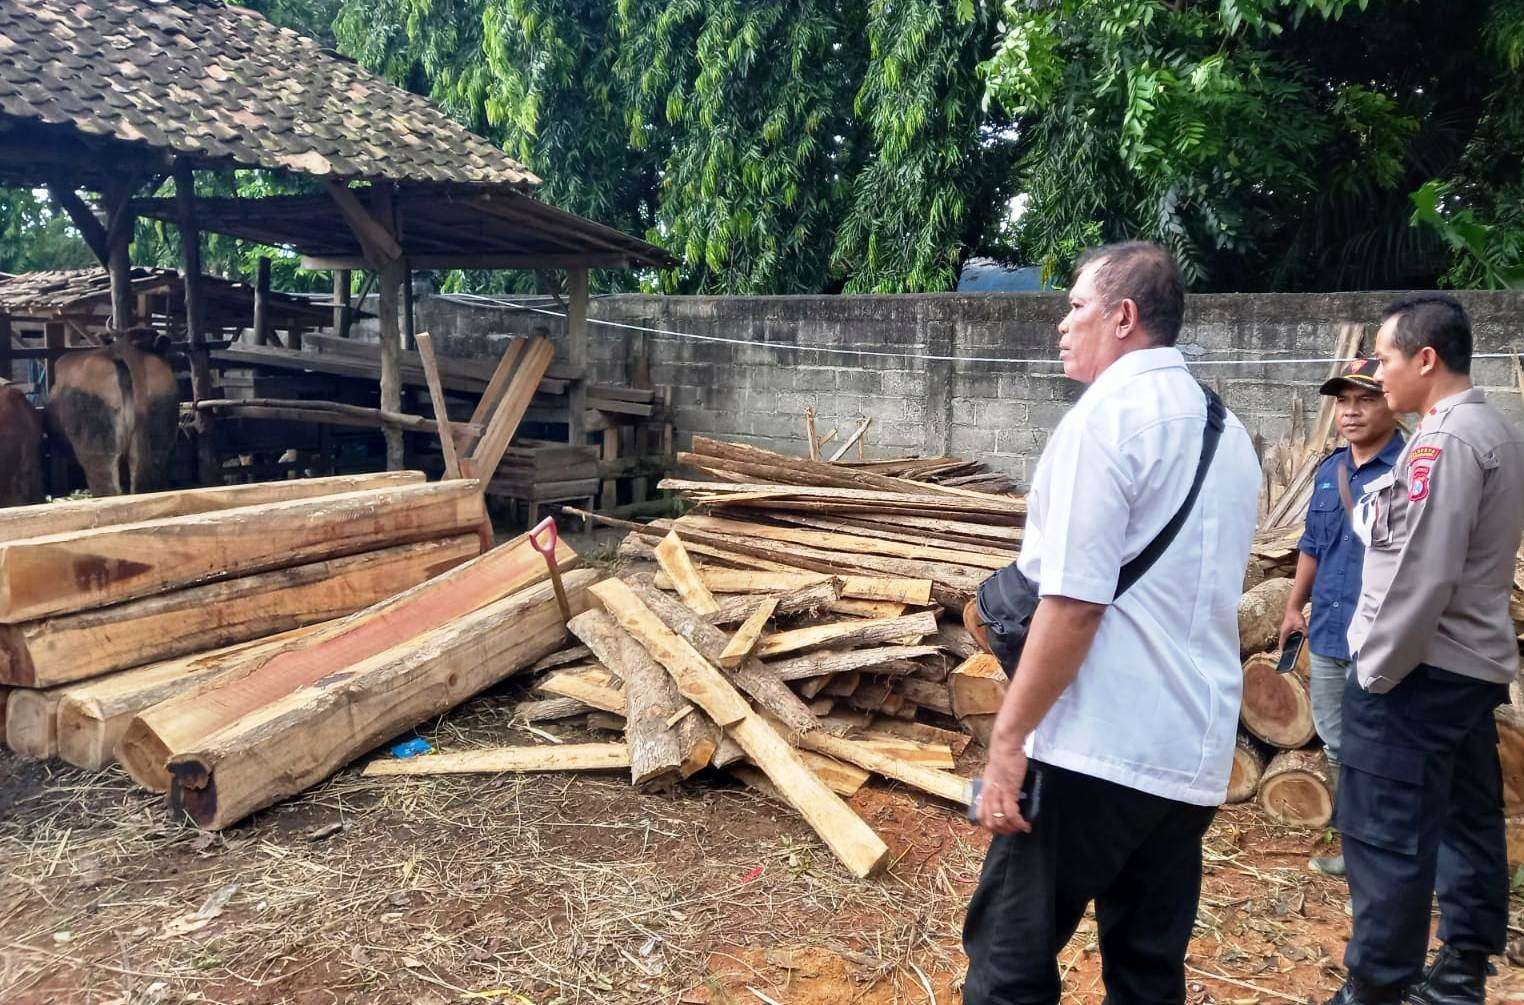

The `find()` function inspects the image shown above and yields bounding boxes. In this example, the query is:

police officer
[1325,295,1524,1005]
[1279,359,1403,877]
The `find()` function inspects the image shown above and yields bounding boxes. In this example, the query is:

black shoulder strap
[1114,383,1227,598]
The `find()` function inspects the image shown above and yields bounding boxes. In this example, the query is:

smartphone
[967,766,1044,825]
[1277,631,1306,674]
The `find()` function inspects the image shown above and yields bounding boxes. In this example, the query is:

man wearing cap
[1278,357,1402,877]
[1323,294,1524,1005]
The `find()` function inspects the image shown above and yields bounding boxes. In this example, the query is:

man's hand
[1278,606,1307,651]
[978,731,1032,835]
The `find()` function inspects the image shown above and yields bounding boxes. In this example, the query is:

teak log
[0,472,423,544]
[708,581,841,625]
[1226,733,1272,804]
[5,685,63,759]
[590,578,889,878]
[858,737,956,770]
[627,580,818,737]
[761,645,942,682]
[900,678,953,716]
[653,532,719,614]
[55,625,329,771]
[169,570,597,829]
[0,536,478,687]
[719,597,777,670]
[755,611,939,659]
[568,608,717,783]
[517,696,593,722]
[860,720,971,757]
[679,514,1009,571]
[0,481,487,623]
[362,742,629,777]
[1257,749,1334,827]
[1239,578,1295,657]
[1240,651,1317,749]
[950,654,1008,720]
[117,530,579,792]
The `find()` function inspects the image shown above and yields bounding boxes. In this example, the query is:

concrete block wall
[373,289,1524,489]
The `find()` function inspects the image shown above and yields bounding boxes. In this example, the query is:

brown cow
[0,381,43,507]
[49,333,179,496]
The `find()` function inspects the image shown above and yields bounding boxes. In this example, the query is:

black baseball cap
[1320,358,1382,396]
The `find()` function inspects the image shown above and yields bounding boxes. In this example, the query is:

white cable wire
[437,292,1520,369]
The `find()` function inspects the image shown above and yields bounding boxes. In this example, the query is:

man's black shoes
[1322,981,1405,1005]
[1404,945,1491,1005]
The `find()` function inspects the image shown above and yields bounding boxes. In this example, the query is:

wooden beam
[537,666,627,714]
[322,181,403,266]
[0,535,476,688]
[467,336,528,431]
[332,269,352,338]
[653,532,719,614]
[4,685,63,759]
[300,253,635,271]
[414,332,462,479]
[174,158,218,482]
[169,570,597,828]
[106,189,134,330]
[378,262,406,471]
[718,597,777,670]
[566,269,589,445]
[45,184,109,265]
[120,530,579,792]
[590,578,888,878]
[794,729,971,806]
[0,480,487,623]
[760,645,942,683]
[755,610,939,659]
[402,262,417,352]
[362,742,628,777]
[707,580,842,626]
[468,335,555,482]
[827,418,872,462]
[251,255,272,346]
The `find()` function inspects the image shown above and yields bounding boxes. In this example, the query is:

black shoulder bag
[974,384,1227,672]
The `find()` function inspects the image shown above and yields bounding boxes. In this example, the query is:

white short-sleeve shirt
[1019,347,1261,805]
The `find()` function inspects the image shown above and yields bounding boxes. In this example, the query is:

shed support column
[402,261,416,352]
[566,267,589,446]
[332,269,352,338]
[252,255,271,346]
[0,313,12,385]
[378,262,405,471]
[106,201,134,331]
[174,159,219,485]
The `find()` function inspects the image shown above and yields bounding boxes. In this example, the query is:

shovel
[529,515,572,623]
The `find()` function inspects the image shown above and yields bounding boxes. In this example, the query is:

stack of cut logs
[0,473,589,830]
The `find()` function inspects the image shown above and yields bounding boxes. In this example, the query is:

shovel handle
[529,516,559,560]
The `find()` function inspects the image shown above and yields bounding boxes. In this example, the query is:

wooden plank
[860,720,971,757]
[589,578,889,878]
[718,597,778,670]
[415,332,462,479]
[859,737,956,770]
[537,667,627,715]
[708,581,842,626]
[117,529,579,792]
[0,536,478,688]
[679,514,1008,571]
[467,337,528,430]
[657,567,934,606]
[900,678,954,716]
[756,611,939,659]
[828,599,908,619]
[827,418,872,462]
[0,480,487,623]
[4,685,63,759]
[653,532,719,614]
[469,336,556,485]
[170,570,597,829]
[362,743,629,777]
[0,472,425,544]
[760,645,942,682]
[55,625,330,771]
[730,749,870,799]
[568,608,716,782]
[794,729,971,806]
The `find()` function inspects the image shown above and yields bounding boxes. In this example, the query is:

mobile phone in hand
[968,767,1044,825]
[1276,631,1306,674]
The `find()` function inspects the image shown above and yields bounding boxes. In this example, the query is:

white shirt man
[963,241,1261,1005]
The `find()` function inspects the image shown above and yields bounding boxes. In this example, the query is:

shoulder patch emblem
[1409,464,1432,502]
[1409,445,1443,464]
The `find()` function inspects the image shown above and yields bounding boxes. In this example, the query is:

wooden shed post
[0,313,12,385]
[332,269,352,338]
[174,158,219,484]
[378,262,405,470]
[566,267,589,446]
[402,261,417,352]
[252,255,271,346]
[106,199,134,331]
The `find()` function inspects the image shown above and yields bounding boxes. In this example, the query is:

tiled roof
[0,0,539,187]
[0,267,342,329]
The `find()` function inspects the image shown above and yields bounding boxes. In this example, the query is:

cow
[49,332,179,496]
[0,380,43,507]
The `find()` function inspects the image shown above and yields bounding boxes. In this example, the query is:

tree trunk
[1239,577,1295,657]
[1257,749,1334,827]
[1226,732,1271,804]
[1240,651,1317,749]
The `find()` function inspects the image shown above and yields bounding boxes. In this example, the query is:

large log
[1240,651,1316,749]
[626,580,818,737]
[0,472,423,543]
[569,608,719,784]
[1239,578,1295,657]
[5,685,63,759]
[0,480,488,623]
[1257,749,1334,827]
[55,625,330,771]
[118,530,579,791]
[1497,705,1524,816]
[0,536,478,687]
[1226,733,1271,804]
[590,578,888,878]
[169,569,597,829]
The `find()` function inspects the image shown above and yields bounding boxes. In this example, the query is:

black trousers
[1338,665,1511,989]
[962,762,1217,1005]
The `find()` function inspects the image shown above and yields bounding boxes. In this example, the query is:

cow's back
[50,341,179,496]
[0,383,43,507]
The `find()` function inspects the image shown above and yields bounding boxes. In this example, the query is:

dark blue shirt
[1297,433,1406,660]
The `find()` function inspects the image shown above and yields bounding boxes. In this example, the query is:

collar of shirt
[1422,386,1485,424]
[1084,346,1189,400]
[1365,432,1406,470]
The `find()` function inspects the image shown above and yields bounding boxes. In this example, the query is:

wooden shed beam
[301,253,635,271]
[45,185,110,266]
[323,181,403,267]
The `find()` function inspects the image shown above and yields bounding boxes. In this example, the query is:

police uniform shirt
[1348,388,1524,692]
[1297,436,1405,661]
[1018,347,1262,806]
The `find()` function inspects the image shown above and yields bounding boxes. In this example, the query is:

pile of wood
[0,477,592,830]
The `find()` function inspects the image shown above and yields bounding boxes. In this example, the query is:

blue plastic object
[389,737,432,759]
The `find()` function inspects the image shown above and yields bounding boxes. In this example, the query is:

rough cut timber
[949,654,1008,720]
[568,608,717,783]
[1239,651,1316,749]
[858,737,956,770]
[1226,733,1271,804]
[1257,749,1334,827]
[118,530,579,792]
[1238,577,1295,658]
[707,581,841,625]
[1498,705,1524,816]
[517,696,593,722]
[0,480,488,623]
[0,535,478,687]
[0,471,423,544]
[536,667,626,714]
[730,750,871,800]
[5,685,63,759]
[653,532,719,614]
[627,580,818,737]
[679,514,1010,571]
[761,645,943,682]
[657,568,932,606]
[754,611,939,659]
[719,597,778,670]
[362,743,629,777]
[169,570,597,830]
[54,625,330,771]
[590,577,889,878]
[860,720,972,757]
[793,728,970,806]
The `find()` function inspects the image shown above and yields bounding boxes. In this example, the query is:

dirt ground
[4,531,1523,1003]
